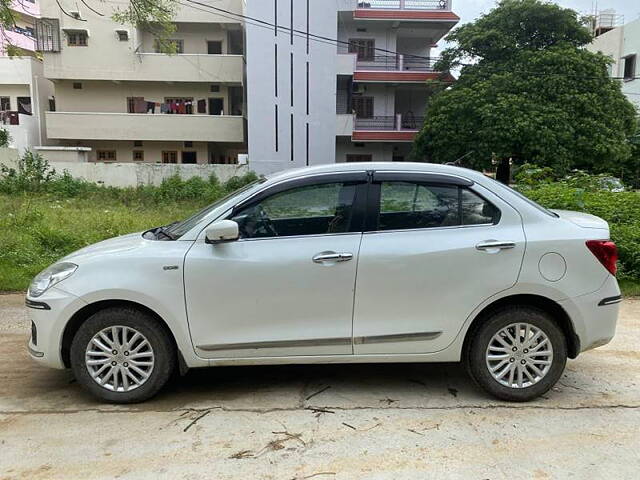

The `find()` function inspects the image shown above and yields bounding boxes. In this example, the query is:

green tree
[413,0,638,177]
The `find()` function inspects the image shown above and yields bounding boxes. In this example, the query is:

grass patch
[0,193,202,292]
[619,279,640,298]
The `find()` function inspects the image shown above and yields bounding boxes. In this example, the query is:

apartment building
[32,0,457,171]
[588,11,640,110]
[246,0,458,174]
[36,0,246,164]
[1,0,53,151]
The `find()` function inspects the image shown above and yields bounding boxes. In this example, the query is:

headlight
[28,262,78,298]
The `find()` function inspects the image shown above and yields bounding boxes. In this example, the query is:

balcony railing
[354,114,424,131]
[356,55,438,72]
[357,0,450,10]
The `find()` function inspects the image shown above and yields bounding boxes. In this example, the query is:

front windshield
[165,179,267,238]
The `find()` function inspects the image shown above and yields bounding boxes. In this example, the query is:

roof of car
[264,162,487,185]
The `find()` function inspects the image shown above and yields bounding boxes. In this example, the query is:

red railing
[357,0,450,10]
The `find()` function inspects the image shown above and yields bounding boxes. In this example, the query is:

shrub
[0,128,10,148]
[521,182,640,279]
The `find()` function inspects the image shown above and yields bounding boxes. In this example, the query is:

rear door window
[375,181,500,231]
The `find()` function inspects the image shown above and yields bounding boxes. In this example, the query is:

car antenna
[446,151,474,166]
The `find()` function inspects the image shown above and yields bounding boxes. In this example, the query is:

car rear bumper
[27,287,87,369]
[559,275,621,354]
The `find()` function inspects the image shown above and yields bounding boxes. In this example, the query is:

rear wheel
[466,306,567,402]
[70,307,175,404]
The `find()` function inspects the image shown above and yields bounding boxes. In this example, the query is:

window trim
[226,172,369,241]
[622,53,637,81]
[365,175,501,233]
[96,150,117,162]
[162,150,178,164]
[66,30,88,47]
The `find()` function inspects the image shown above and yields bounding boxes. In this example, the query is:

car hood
[61,232,145,263]
[551,209,609,230]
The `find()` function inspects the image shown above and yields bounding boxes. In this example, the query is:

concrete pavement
[1,294,639,479]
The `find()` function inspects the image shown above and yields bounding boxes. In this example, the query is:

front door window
[231,182,360,239]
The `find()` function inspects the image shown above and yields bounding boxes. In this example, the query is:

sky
[445,0,640,51]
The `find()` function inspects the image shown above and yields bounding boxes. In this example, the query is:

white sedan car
[26,163,621,403]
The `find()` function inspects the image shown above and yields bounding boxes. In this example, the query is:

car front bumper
[559,275,621,354]
[27,287,87,369]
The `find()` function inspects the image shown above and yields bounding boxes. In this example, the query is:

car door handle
[312,251,353,264]
[476,240,516,251]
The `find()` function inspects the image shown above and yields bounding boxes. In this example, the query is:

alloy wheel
[85,326,155,392]
[485,323,554,389]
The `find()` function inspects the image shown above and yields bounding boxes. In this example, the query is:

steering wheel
[255,205,279,237]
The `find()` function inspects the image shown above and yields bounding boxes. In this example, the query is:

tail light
[586,240,618,276]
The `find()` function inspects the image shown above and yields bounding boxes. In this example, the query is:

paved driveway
[1,294,639,479]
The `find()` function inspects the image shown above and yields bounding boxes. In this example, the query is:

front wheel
[466,306,567,402]
[70,307,175,404]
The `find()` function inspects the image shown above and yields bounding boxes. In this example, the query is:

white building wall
[588,17,640,110]
[245,0,339,174]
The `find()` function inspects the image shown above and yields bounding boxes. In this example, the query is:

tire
[70,307,176,404]
[465,306,567,402]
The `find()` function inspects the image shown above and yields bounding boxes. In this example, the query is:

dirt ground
[0,294,639,480]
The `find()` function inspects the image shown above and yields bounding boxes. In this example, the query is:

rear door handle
[476,241,516,251]
[313,251,353,264]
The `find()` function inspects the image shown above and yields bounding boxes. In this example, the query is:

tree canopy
[414,0,638,178]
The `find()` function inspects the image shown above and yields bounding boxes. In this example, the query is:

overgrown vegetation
[0,151,639,296]
[0,151,258,291]
[515,165,640,282]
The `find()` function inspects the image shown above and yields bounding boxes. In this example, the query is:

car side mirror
[205,220,239,244]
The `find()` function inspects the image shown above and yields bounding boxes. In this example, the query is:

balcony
[354,0,459,21]
[351,114,423,142]
[353,55,454,83]
[2,29,37,53]
[44,54,243,83]
[46,112,244,143]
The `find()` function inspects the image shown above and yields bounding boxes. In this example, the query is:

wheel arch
[462,294,581,360]
[60,299,180,369]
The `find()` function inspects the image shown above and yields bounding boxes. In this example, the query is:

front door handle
[476,240,516,252]
[313,251,353,264]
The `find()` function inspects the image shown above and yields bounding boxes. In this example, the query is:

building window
[348,39,375,61]
[207,41,222,54]
[623,54,637,81]
[154,39,184,53]
[346,154,372,163]
[67,31,88,46]
[210,85,220,93]
[97,150,117,162]
[133,140,143,147]
[184,141,193,148]
[133,150,144,161]
[352,96,374,118]
[0,97,10,111]
[162,151,178,164]
[17,97,32,115]
[35,18,61,52]
[73,82,83,90]
[116,30,129,41]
